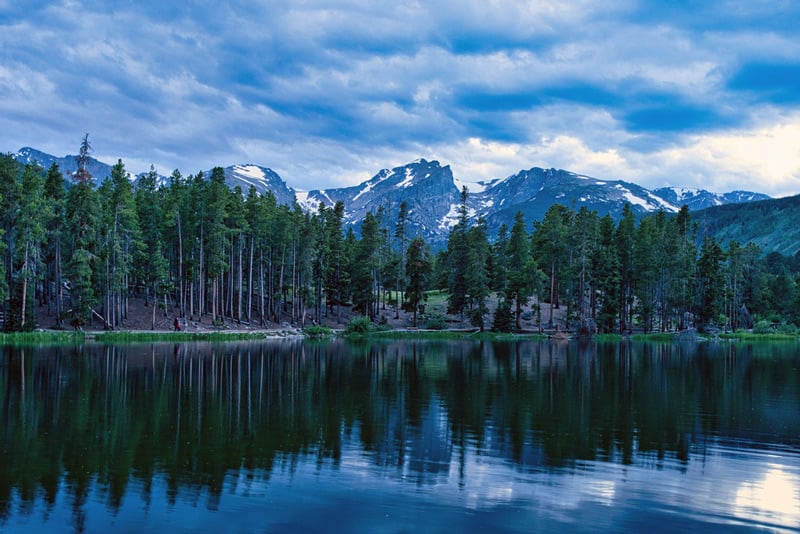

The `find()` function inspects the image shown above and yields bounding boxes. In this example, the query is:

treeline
[1,139,799,333]
[439,187,800,333]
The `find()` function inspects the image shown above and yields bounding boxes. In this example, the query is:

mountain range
[12,146,788,251]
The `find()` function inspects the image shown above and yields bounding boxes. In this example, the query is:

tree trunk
[20,244,29,330]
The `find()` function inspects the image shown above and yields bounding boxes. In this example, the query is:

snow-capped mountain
[14,146,119,182]
[10,147,771,248]
[219,164,296,206]
[300,159,461,244]
[650,187,770,210]
[472,167,682,235]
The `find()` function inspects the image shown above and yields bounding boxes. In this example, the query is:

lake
[1,338,799,533]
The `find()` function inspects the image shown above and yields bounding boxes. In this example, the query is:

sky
[1,0,799,197]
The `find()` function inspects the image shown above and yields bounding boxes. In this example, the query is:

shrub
[303,325,334,338]
[752,320,772,334]
[423,314,447,330]
[344,316,374,335]
[776,322,798,335]
[491,301,514,333]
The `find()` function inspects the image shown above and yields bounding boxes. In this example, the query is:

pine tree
[323,201,346,323]
[696,236,726,331]
[44,163,66,326]
[465,216,491,330]
[10,164,49,330]
[0,154,20,320]
[403,237,431,328]
[101,159,142,328]
[506,211,532,330]
[394,201,409,319]
[65,167,99,329]
[491,299,514,333]
[136,165,169,329]
[204,167,230,323]
[593,215,620,333]
[352,212,380,318]
[446,187,470,319]
[615,203,636,333]
[532,204,571,328]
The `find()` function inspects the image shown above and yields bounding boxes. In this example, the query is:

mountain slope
[693,194,800,255]
[475,167,681,234]
[300,159,461,244]
[220,164,296,206]
[14,146,117,182]
[12,146,784,251]
[651,187,770,210]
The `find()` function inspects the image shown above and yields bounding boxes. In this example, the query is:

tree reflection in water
[0,339,798,530]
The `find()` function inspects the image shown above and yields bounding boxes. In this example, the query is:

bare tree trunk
[20,244,29,330]
[177,212,184,317]
[247,236,254,324]
[237,233,243,323]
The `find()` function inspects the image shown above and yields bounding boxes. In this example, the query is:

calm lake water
[1,339,799,533]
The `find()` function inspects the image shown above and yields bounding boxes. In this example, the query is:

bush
[344,316,374,335]
[303,325,334,338]
[752,320,772,334]
[776,322,798,335]
[423,313,447,330]
[491,301,514,333]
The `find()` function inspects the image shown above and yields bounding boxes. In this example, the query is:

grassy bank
[92,331,284,343]
[345,329,548,341]
[0,330,86,345]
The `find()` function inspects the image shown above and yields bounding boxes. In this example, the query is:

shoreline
[0,327,797,345]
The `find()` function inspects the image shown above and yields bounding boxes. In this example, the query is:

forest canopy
[1,144,799,334]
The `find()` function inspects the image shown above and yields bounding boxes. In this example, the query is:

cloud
[0,0,799,198]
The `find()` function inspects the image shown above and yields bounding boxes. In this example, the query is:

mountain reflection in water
[1,339,799,533]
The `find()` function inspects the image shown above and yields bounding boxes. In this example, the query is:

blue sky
[1,0,799,196]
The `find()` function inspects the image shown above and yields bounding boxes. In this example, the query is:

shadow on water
[1,339,798,531]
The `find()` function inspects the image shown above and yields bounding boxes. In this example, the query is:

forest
[1,136,799,334]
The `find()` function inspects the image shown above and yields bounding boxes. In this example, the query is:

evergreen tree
[101,159,142,328]
[403,237,431,328]
[532,204,571,328]
[491,223,509,296]
[446,187,470,319]
[352,212,380,318]
[394,201,409,319]
[506,212,532,330]
[465,215,491,330]
[615,203,636,333]
[491,299,514,333]
[136,165,169,328]
[323,201,347,323]
[8,164,49,330]
[696,236,726,331]
[0,153,20,318]
[65,168,100,329]
[593,215,620,333]
[633,215,660,333]
[44,163,66,327]
[204,167,230,323]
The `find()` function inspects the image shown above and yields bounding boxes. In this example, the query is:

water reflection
[1,339,799,532]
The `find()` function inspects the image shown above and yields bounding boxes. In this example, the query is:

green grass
[354,329,547,341]
[0,330,86,345]
[303,325,335,339]
[92,331,276,343]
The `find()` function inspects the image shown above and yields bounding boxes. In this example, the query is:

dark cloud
[0,0,798,195]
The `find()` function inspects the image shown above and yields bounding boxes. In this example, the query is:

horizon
[2,1,799,197]
[13,144,787,199]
